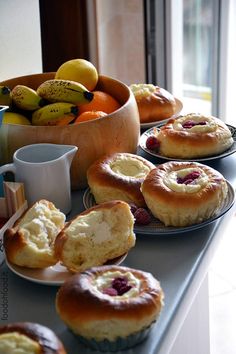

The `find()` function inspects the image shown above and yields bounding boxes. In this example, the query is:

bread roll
[54,201,136,273]
[154,113,234,158]
[4,200,66,268]
[0,322,66,354]
[141,161,228,227]
[87,152,155,207]
[130,83,176,123]
[56,265,164,345]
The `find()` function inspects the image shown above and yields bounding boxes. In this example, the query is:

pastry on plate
[141,161,228,227]
[4,199,66,268]
[130,83,177,123]
[56,265,164,351]
[152,113,234,158]
[87,152,155,207]
[0,322,67,354]
[54,200,136,273]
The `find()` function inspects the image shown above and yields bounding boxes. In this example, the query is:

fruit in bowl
[0,60,140,189]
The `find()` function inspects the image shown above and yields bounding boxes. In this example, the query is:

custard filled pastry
[130,83,177,123]
[154,113,234,158]
[141,161,228,227]
[87,152,155,207]
[0,322,67,354]
[56,265,164,351]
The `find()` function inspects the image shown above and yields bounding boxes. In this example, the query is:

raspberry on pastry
[56,265,164,351]
[154,113,234,158]
[141,161,228,227]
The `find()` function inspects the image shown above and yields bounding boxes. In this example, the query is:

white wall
[0,0,42,81]
[90,0,146,85]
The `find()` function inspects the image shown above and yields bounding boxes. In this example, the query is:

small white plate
[6,253,128,286]
[140,97,183,129]
[83,183,235,235]
[139,123,236,162]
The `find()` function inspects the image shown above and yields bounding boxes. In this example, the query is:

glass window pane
[183,0,215,115]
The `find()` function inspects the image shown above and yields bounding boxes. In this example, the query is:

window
[145,0,234,123]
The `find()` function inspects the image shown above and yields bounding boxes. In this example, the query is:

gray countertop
[0,152,235,354]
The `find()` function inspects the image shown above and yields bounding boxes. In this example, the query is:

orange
[74,110,107,123]
[78,91,121,114]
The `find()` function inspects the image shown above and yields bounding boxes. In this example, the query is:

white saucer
[6,253,128,286]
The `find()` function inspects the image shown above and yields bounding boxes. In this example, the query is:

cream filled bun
[4,200,66,268]
[130,83,176,123]
[141,161,228,227]
[87,152,155,207]
[0,322,67,354]
[56,265,164,344]
[154,113,234,158]
[54,200,136,273]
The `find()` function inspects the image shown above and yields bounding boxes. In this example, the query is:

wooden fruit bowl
[0,73,140,189]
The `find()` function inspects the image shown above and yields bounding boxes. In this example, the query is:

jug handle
[0,163,16,176]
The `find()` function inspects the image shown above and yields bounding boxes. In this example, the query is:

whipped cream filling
[130,83,156,98]
[164,167,209,193]
[173,114,217,133]
[67,211,112,244]
[18,202,65,250]
[92,270,140,299]
[110,156,150,179]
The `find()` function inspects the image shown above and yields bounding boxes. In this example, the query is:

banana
[0,86,11,106]
[37,79,94,105]
[32,102,79,126]
[11,85,46,110]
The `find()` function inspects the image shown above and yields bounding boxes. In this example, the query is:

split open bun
[54,200,136,273]
[4,199,66,268]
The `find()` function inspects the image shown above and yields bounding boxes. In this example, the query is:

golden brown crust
[0,322,67,354]
[4,228,26,264]
[56,265,164,329]
[141,161,228,226]
[135,86,176,123]
[156,115,234,158]
[87,153,155,207]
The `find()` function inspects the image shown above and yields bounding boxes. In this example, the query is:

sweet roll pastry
[130,83,176,123]
[56,265,164,351]
[54,200,136,273]
[154,113,234,158]
[4,199,66,268]
[87,152,155,207]
[0,322,67,354]
[141,161,228,227]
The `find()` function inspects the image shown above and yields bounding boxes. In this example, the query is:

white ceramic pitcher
[0,143,78,214]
